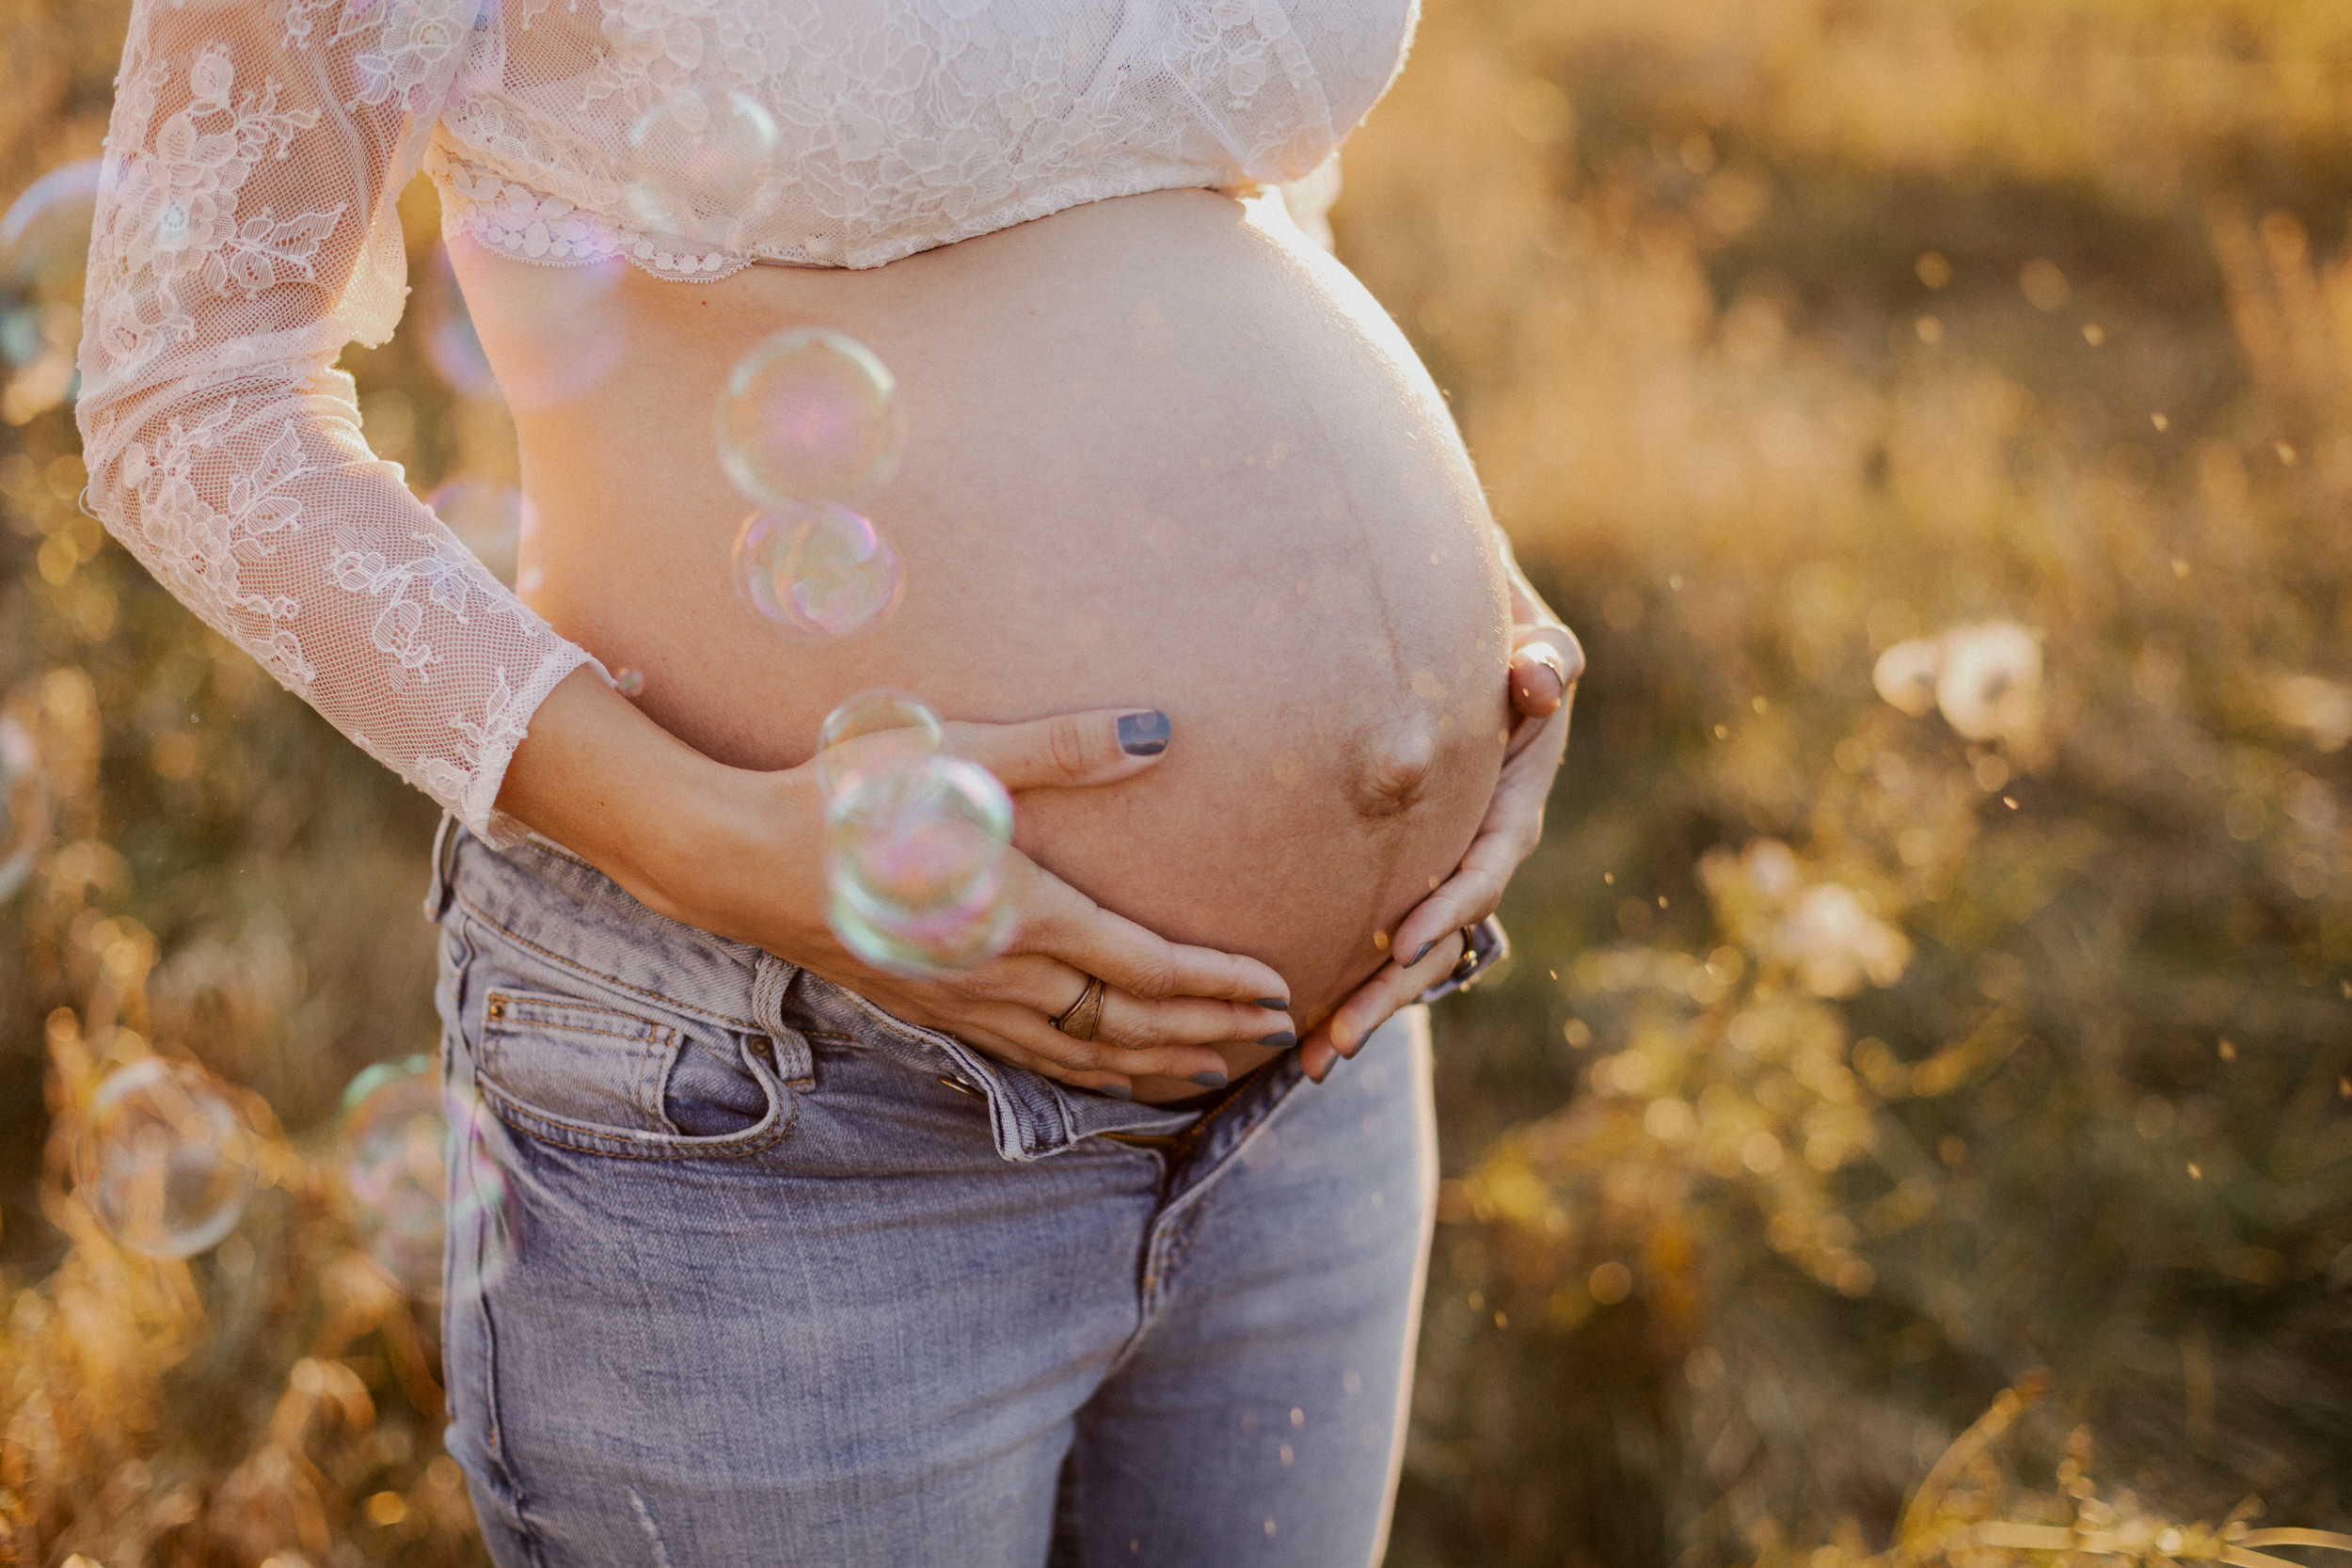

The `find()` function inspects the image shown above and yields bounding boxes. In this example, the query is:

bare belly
[454,187,1511,1086]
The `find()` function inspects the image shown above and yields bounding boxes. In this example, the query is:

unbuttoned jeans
[426,821,1437,1567]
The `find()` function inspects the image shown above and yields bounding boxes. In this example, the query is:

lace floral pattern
[426,0,1410,275]
[76,0,1406,837]
[79,0,597,844]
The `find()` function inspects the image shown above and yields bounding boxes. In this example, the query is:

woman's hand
[501,672,1289,1097]
[1295,556,1584,1082]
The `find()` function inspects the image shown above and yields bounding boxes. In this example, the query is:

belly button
[1350,720,1438,819]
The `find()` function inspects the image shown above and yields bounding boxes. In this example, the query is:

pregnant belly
[459,188,1511,1092]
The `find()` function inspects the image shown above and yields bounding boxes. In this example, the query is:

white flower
[1770,883,1912,999]
[2269,673,2352,753]
[1873,620,2042,741]
[1872,637,1943,717]
[1935,621,2041,741]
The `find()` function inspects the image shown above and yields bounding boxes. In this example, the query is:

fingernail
[1117,710,1170,756]
[1255,998,1288,1009]
[1412,941,1436,964]
[1101,1083,1133,1101]
[1190,1070,1229,1089]
[1260,1031,1296,1048]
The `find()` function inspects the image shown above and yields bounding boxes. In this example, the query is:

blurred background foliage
[2,0,2349,1561]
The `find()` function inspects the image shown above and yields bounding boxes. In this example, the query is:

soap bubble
[421,243,501,400]
[340,1055,510,1301]
[1,160,99,300]
[613,668,646,698]
[827,752,1017,975]
[482,246,628,411]
[72,1057,261,1259]
[733,502,901,638]
[0,716,51,901]
[624,89,779,243]
[814,689,944,799]
[427,477,535,588]
[716,329,903,508]
[1,159,101,420]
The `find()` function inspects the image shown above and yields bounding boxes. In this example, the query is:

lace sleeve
[75,0,599,846]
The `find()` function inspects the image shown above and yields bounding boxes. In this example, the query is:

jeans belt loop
[422,813,463,924]
[750,952,813,1082]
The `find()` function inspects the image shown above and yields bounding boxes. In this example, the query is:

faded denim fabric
[425,821,1438,1567]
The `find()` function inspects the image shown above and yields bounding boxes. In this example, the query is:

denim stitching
[481,996,683,1115]
[458,890,764,1031]
[477,1077,798,1160]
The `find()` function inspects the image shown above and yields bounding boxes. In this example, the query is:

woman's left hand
[1296,565,1583,1082]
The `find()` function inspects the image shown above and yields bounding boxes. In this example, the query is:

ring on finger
[1053,974,1107,1042]
[1445,927,1482,984]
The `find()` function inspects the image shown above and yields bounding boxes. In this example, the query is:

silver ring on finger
[1053,974,1107,1042]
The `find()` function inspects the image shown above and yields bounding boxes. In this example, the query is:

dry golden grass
[4,0,2351,1560]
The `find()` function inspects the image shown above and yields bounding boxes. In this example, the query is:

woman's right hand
[500,671,1287,1096]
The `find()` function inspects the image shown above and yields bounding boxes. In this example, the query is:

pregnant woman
[76,0,1581,1559]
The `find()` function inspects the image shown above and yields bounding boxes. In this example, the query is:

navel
[1349,716,1439,818]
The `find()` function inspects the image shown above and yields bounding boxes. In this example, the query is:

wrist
[494,670,826,941]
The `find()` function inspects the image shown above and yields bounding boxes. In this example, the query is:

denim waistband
[424,815,1209,1162]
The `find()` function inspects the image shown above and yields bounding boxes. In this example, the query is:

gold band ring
[1053,975,1107,1042]
[1446,926,1483,984]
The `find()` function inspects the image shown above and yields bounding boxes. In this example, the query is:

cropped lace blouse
[74,0,1412,841]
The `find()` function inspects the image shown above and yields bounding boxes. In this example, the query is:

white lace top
[75,0,1412,843]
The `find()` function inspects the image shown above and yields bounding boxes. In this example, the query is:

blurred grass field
[4,0,2351,1561]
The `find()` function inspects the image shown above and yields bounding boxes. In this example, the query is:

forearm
[493,667,819,941]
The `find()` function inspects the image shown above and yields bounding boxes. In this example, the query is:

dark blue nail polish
[1260,1031,1296,1048]
[1412,941,1436,964]
[1101,1083,1133,1101]
[1190,1070,1229,1089]
[1255,998,1288,1009]
[1117,710,1170,756]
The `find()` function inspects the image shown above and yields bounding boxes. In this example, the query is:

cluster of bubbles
[339,1056,508,1301]
[718,330,906,639]
[69,1048,511,1300]
[71,1057,261,1259]
[817,691,1017,974]
[0,159,99,422]
[0,715,51,901]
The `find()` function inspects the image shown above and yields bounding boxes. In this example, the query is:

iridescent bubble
[733,502,902,639]
[72,1057,261,1259]
[2,160,99,306]
[421,243,501,400]
[0,715,52,901]
[613,668,646,698]
[814,689,943,799]
[826,752,1017,975]
[427,476,535,588]
[340,1055,510,1302]
[624,89,779,243]
[717,329,903,508]
[1,159,100,420]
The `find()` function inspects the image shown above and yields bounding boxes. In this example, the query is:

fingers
[946,707,1171,792]
[1018,864,1290,1009]
[1389,858,1510,973]
[1003,1006,1239,1089]
[1098,990,1293,1059]
[1508,624,1584,719]
[1507,625,1584,759]
[1297,931,1466,1082]
[1510,646,1568,718]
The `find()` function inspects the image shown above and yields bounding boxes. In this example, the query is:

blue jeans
[426,822,1438,1567]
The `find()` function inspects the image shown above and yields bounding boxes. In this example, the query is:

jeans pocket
[475,986,795,1160]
